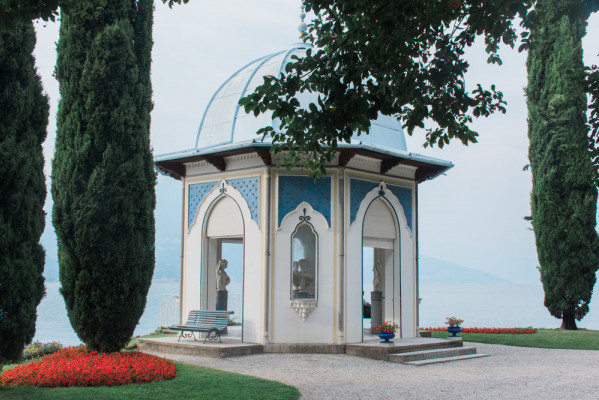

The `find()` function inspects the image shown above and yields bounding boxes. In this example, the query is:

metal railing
[160,294,180,327]
[160,293,244,326]
[228,293,242,322]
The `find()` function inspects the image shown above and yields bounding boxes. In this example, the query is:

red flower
[375,321,399,334]
[420,327,537,335]
[0,347,177,387]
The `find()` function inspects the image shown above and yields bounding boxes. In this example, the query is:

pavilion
[154,42,453,346]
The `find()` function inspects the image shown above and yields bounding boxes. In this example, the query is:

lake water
[419,283,598,330]
[34,281,599,346]
[34,281,180,346]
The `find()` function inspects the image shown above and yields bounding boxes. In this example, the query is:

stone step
[389,346,477,363]
[402,353,490,366]
[346,338,462,361]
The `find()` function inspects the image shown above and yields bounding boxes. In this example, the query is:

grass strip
[0,361,300,400]
[430,328,599,350]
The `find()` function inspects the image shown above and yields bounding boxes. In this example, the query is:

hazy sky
[33,1,599,287]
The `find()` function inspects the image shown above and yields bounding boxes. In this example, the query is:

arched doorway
[202,195,245,339]
[362,197,399,341]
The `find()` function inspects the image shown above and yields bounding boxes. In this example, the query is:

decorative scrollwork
[290,300,318,321]
[299,207,311,222]
[207,330,220,341]
[378,189,386,197]
[181,331,194,340]
[219,183,227,194]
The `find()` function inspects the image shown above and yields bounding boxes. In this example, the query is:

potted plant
[375,321,399,343]
[445,316,464,337]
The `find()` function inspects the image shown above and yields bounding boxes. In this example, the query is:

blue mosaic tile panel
[188,181,218,228]
[349,179,413,230]
[278,176,331,227]
[228,177,260,224]
[349,178,379,224]
[387,184,412,230]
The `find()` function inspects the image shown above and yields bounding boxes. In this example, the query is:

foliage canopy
[0,0,190,29]
[526,0,599,329]
[52,0,155,352]
[239,0,538,175]
[0,20,48,362]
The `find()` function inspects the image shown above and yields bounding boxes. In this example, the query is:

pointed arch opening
[361,197,400,342]
[201,195,245,340]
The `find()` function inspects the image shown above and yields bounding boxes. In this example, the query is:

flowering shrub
[422,327,537,334]
[0,347,176,387]
[445,317,464,327]
[22,341,63,360]
[376,321,399,334]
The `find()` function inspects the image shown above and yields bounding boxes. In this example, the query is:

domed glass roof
[195,43,407,153]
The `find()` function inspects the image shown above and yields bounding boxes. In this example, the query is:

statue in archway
[371,262,384,333]
[292,259,314,298]
[216,259,230,291]
[373,262,383,292]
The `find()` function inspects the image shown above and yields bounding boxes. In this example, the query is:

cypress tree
[526,0,599,330]
[52,0,155,352]
[0,21,48,362]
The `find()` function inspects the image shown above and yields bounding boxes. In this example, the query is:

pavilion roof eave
[154,141,453,183]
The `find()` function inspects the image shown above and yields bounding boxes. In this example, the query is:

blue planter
[447,326,462,337]
[378,333,395,343]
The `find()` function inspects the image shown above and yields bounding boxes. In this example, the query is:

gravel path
[147,343,599,399]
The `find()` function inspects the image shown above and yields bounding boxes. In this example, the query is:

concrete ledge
[403,353,490,366]
[346,339,463,361]
[263,343,346,354]
[138,336,470,362]
[389,346,477,363]
[137,338,262,358]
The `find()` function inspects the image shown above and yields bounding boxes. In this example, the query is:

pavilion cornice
[155,146,448,183]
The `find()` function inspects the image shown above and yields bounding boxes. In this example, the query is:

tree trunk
[560,310,578,330]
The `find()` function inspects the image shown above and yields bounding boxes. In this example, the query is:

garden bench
[169,310,233,343]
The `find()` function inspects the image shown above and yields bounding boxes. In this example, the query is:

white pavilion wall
[271,203,336,343]
[345,174,417,341]
[269,172,338,344]
[181,171,265,343]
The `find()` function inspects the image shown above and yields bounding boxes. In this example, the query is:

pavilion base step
[402,353,490,365]
[389,346,488,365]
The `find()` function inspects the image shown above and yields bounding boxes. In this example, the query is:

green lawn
[430,328,599,350]
[125,329,177,349]
[0,361,300,400]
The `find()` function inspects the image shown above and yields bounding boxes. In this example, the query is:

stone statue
[292,262,301,291]
[292,259,313,293]
[216,259,230,291]
[373,262,383,292]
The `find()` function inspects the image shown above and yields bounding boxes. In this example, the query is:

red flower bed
[0,347,176,387]
[421,327,537,334]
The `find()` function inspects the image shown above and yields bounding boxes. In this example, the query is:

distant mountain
[419,256,512,284]
[44,251,506,285]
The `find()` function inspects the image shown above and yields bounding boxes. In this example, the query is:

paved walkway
[146,342,599,399]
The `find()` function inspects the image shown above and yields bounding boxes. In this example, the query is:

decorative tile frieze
[387,183,412,230]
[349,178,379,224]
[228,177,260,223]
[278,176,331,227]
[188,181,219,228]
[188,176,261,228]
[349,178,412,229]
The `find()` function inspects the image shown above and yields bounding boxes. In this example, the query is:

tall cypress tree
[0,21,48,362]
[52,0,155,352]
[527,0,599,330]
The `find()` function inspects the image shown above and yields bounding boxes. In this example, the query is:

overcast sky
[33,1,599,287]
